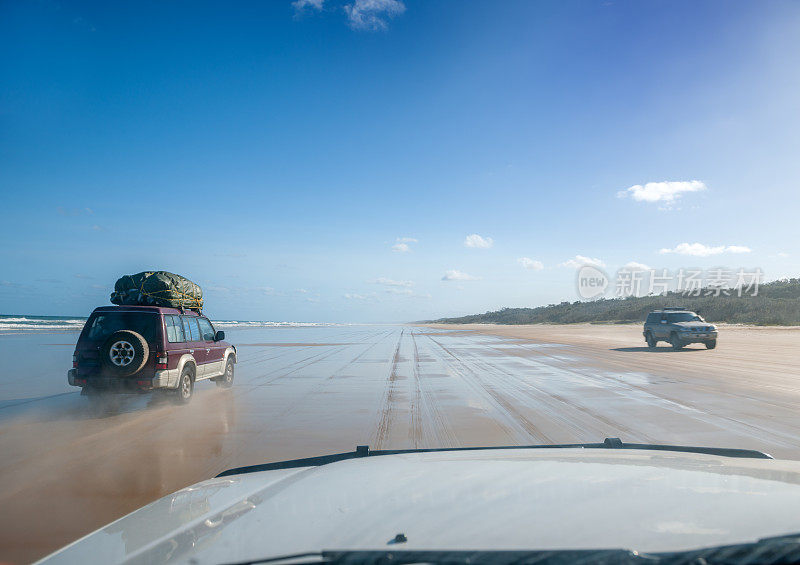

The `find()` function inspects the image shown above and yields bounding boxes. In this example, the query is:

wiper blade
[224,535,800,565]
[225,549,651,565]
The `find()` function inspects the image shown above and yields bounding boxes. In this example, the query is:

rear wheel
[216,357,235,388]
[670,332,684,350]
[706,340,717,349]
[172,366,194,404]
[645,332,657,349]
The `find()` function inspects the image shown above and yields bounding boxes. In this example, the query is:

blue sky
[1,0,799,322]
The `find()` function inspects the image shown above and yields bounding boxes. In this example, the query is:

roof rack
[662,306,689,310]
[216,437,772,477]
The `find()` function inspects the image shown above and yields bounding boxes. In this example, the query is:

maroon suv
[68,306,236,403]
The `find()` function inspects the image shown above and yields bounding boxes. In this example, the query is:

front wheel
[706,340,717,350]
[670,333,684,350]
[645,332,657,349]
[172,367,194,404]
[216,358,235,389]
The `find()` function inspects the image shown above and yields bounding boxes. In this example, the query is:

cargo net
[110,271,203,313]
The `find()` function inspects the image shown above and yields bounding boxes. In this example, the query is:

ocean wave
[0,317,87,332]
[0,316,339,332]
[211,321,340,328]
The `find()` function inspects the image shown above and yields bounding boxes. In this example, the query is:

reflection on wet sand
[0,388,236,563]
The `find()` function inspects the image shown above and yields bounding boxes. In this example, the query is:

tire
[172,366,194,404]
[670,332,684,351]
[645,332,657,349]
[706,340,717,349]
[216,357,235,389]
[101,330,148,376]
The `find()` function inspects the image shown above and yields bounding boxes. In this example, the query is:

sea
[0,315,338,333]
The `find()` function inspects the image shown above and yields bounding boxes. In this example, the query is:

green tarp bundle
[110,271,203,312]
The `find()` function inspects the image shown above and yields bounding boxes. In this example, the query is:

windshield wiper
[216,437,772,478]
[225,534,800,565]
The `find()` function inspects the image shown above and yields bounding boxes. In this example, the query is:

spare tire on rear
[101,330,149,376]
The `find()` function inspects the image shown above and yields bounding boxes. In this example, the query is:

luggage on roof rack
[110,271,203,312]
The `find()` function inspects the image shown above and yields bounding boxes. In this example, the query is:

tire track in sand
[373,329,403,449]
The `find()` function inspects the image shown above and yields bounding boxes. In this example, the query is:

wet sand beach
[1,323,799,563]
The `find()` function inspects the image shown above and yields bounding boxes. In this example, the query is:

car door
[197,317,224,378]
[655,313,669,338]
[182,315,208,377]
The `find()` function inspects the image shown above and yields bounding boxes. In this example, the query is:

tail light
[72,354,78,368]
[156,353,168,371]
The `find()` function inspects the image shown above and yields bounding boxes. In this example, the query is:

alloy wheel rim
[110,341,135,366]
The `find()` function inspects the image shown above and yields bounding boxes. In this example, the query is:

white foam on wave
[0,317,87,332]
[211,320,341,328]
[0,316,340,332]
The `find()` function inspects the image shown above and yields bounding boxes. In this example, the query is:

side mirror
[215,330,225,341]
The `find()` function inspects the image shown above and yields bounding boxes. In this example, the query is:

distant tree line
[430,278,800,326]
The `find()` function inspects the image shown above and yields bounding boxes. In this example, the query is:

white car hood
[39,448,800,564]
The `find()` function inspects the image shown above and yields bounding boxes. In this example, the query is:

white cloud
[344,0,405,31]
[464,234,493,249]
[777,252,790,258]
[206,285,232,292]
[622,261,650,271]
[292,0,325,12]
[517,257,544,270]
[617,180,707,207]
[391,236,417,253]
[559,255,606,268]
[344,292,375,300]
[295,288,309,293]
[384,288,432,299]
[659,243,752,257]
[369,277,414,287]
[385,287,412,295]
[442,270,479,281]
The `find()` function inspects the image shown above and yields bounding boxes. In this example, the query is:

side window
[166,315,185,343]
[182,317,192,341]
[645,314,656,324]
[197,317,215,341]
[182,317,200,342]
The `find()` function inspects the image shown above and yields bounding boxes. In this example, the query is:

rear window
[83,312,158,343]
[667,312,702,323]
[645,313,660,324]
[165,315,185,343]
